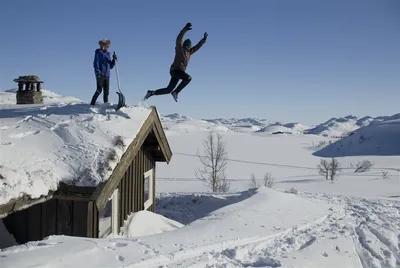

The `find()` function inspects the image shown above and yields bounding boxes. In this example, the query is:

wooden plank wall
[2,199,90,244]
[117,146,155,228]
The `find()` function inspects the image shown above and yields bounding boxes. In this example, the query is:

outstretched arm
[176,22,192,46]
[190,32,208,54]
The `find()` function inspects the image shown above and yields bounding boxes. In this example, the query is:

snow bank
[119,211,183,238]
[0,90,151,206]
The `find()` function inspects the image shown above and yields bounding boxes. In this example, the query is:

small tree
[318,159,330,180]
[329,158,340,181]
[353,160,373,173]
[248,173,258,188]
[195,129,230,193]
[263,172,274,188]
[317,158,341,181]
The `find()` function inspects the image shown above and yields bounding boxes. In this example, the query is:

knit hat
[98,39,111,46]
[183,39,191,47]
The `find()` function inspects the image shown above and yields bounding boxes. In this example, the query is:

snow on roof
[0,89,152,206]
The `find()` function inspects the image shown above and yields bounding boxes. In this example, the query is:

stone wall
[16,90,43,104]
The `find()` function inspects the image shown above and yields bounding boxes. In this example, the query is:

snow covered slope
[0,90,151,206]
[314,115,400,157]
[3,187,400,267]
[0,187,338,267]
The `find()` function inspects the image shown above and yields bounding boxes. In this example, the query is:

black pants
[90,75,109,105]
[153,69,192,95]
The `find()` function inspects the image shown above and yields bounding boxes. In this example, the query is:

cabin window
[143,169,154,210]
[98,188,119,238]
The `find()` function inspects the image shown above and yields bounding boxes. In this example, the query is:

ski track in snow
[119,193,400,268]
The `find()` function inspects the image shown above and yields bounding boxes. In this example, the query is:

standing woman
[90,39,117,105]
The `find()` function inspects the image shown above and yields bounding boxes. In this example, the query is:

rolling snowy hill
[255,122,309,135]
[314,114,400,157]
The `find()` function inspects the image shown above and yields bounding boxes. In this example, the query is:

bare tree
[248,173,258,188]
[329,158,340,181]
[317,158,341,181]
[318,159,330,180]
[352,160,373,173]
[263,172,274,188]
[195,130,230,193]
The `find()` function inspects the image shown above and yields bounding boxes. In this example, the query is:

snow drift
[119,210,183,238]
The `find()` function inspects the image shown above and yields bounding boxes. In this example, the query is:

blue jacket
[93,49,115,77]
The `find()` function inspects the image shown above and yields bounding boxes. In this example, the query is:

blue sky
[1,0,399,125]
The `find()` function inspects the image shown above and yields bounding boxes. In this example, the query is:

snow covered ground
[1,89,400,267]
[2,187,399,267]
[156,130,400,199]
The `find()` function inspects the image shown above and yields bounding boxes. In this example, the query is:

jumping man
[144,22,208,102]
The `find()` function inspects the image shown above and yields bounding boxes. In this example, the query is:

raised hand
[185,22,192,30]
[203,32,208,40]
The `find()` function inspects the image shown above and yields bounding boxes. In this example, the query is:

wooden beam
[92,109,156,210]
[0,194,53,219]
[150,107,173,163]
[55,183,95,200]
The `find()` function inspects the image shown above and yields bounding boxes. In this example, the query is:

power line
[172,152,400,172]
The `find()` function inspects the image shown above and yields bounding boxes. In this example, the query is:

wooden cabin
[0,107,172,244]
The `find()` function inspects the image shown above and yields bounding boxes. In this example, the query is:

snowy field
[1,90,400,268]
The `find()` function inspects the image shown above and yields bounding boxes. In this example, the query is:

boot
[144,90,154,100]
[171,91,178,102]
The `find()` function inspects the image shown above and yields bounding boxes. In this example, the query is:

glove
[185,22,192,30]
[203,32,208,41]
[113,52,118,61]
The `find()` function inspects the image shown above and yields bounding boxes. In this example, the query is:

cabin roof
[0,96,171,216]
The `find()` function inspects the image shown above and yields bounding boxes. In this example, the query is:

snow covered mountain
[303,115,398,137]
[314,113,400,157]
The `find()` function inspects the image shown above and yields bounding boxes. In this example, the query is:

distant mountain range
[162,113,400,137]
[1,89,397,138]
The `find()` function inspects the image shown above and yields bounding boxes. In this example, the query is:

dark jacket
[93,49,115,77]
[170,27,206,72]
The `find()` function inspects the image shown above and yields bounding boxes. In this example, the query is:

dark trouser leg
[153,76,180,96]
[103,77,110,103]
[90,75,104,105]
[173,71,191,94]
